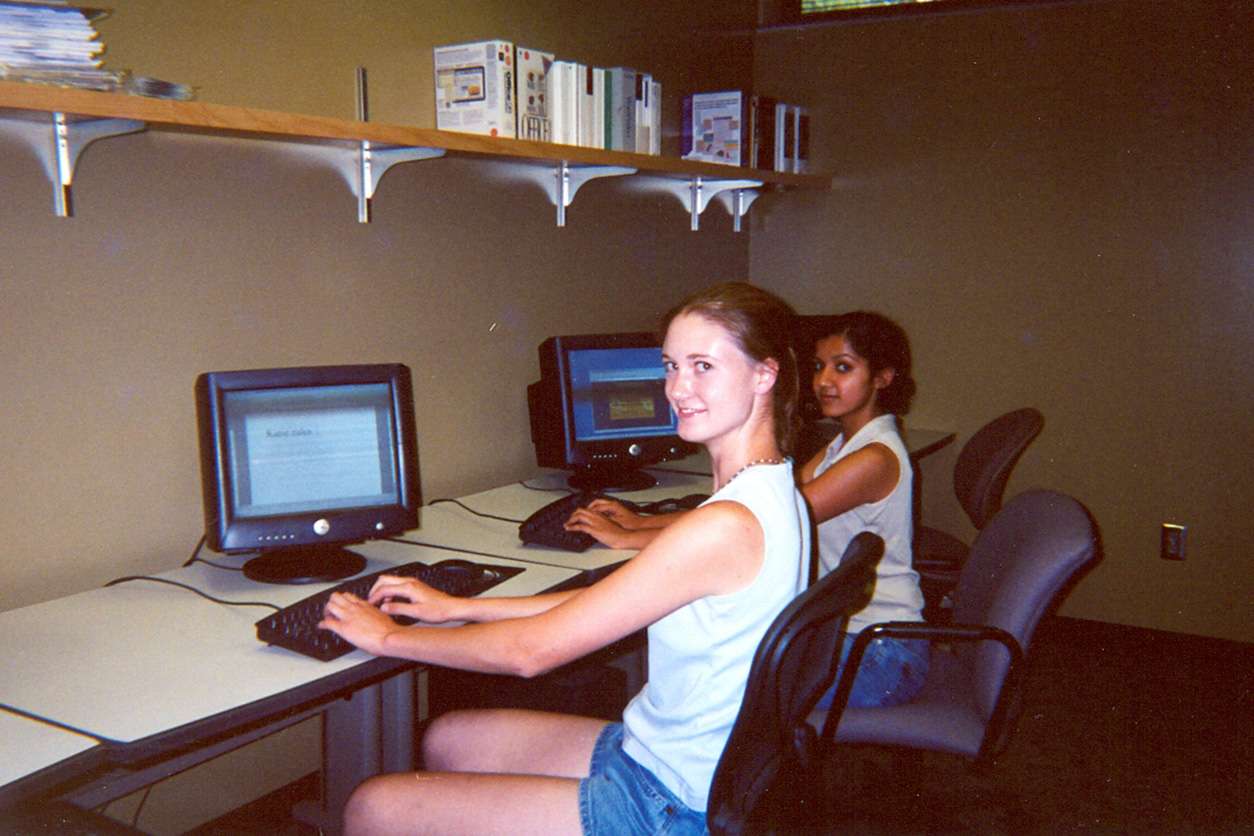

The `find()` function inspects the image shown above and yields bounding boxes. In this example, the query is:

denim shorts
[816,633,930,710]
[578,723,708,835]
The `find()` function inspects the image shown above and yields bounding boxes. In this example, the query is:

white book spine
[650,80,662,156]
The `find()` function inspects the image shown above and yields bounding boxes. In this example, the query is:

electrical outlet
[1161,523,1187,561]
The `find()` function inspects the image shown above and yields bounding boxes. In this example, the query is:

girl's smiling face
[812,334,892,426]
[662,312,762,447]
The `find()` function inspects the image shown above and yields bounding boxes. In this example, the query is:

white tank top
[814,413,923,633]
[621,461,808,812]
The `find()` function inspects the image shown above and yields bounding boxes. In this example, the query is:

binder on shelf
[515,46,553,142]
[434,39,516,138]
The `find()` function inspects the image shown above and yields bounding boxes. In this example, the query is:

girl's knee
[420,708,479,771]
[343,774,391,835]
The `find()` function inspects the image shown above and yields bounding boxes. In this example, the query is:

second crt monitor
[527,332,695,492]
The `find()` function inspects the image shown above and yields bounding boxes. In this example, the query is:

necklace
[720,456,788,490]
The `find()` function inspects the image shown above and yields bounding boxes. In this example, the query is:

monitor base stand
[243,545,367,585]
[567,467,658,494]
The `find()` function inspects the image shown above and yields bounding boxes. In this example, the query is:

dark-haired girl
[799,310,927,709]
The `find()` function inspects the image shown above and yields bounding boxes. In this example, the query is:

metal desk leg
[293,670,419,834]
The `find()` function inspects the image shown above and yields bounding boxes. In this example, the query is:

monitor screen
[528,333,695,492]
[196,364,420,584]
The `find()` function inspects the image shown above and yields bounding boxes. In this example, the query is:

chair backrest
[954,407,1044,530]
[707,532,884,835]
[951,489,1098,730]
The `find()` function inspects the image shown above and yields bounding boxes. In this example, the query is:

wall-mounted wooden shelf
[0,80,830,228]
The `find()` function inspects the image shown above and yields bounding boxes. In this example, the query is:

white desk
[0,711,100,808]
[410,431,953,577]
[409,465,712,574]
[0,541,577,826]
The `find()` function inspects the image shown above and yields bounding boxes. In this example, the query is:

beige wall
[751,0,1253,642]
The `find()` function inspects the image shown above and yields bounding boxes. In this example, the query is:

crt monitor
[527,332,695,492]
[195,363,420,584]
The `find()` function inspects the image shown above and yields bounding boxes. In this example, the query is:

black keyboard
[255,559,523,661]
[518,492,605,552]
[517,491,711,552]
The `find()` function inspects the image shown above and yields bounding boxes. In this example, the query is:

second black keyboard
[518,492,606,552]
[255,558,523,661]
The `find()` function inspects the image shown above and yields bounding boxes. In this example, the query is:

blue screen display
[567,347,677,442]
[224,383,398,518]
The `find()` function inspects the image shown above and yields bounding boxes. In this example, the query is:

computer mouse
[641,493,710,514]
[435,558,502,581]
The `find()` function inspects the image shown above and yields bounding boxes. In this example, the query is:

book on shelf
[605,66,637,153]
[649,78,661,155]
[434,39,516,138]
[748,94,779,171]
[792,105,810,174]
[682,90,747,166]
[579,64,604,149]
[634,73,660,155]
[546,59,579,145]
[776,101,791,172]
[515,45,553,142]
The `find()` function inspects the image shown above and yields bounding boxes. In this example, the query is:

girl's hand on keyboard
[565,507,652,550]
[367,574,463,624]
[319,592,401,656]
[582,498,646,529]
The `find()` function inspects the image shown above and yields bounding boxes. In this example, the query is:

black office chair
[706,532,885,835]
[916,407,1044,618]
[814,490,1099,773]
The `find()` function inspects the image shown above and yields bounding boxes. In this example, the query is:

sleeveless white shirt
[621,461,808,812]
[814,413,923,633]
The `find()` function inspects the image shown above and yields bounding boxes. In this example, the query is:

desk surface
[0,711,100,805]
[0,543,575,760]
[408,428,952,576]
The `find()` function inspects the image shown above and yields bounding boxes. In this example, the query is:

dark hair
[661,282,800,456]
[820,311,916,415]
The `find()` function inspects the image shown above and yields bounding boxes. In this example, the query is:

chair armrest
[820,620,1027,763]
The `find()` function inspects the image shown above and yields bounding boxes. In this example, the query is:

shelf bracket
[715,187,763,233]
[50,112,145,217]
[548,162,635,227]
[657,177,762,231]
[355,141,445,223]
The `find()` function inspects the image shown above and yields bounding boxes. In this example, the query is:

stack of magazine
[0,0,192,99]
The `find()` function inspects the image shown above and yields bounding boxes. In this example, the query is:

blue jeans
[579,723,708,835]
[816,633,929,710]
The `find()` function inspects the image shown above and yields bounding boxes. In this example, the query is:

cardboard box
[434,39,516,138]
